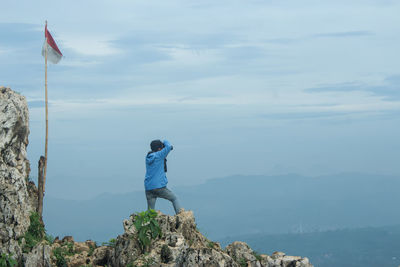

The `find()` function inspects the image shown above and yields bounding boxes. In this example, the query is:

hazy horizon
[41,170,397,201]
[43,172,400,242]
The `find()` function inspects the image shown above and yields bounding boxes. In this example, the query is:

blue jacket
[144,140,173,191]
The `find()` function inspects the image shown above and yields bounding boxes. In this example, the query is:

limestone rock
[92,246,113,266]
[0,86,36,260]
[111,210,314,267]
[112,210,239,267]
[23,242,52,267]
[67,252,90,267]
[49,238,113,267]
[177,247,237,267]
[260,251,312,267]
[225,241,259,267]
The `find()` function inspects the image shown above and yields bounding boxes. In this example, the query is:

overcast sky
[1,0,400,199]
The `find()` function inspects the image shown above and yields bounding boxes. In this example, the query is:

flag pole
[44,20,48,193]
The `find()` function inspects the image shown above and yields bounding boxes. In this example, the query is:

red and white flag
[41,24,63,64]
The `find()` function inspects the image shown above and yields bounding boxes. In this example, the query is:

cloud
[60,35,122,56]
[0,46,11,55]
[258,30,374,46]
[306,75,400,101]
[264,37,299,45]
[59,59,101,67]
[312,31,374,38]
[260,110,357,120]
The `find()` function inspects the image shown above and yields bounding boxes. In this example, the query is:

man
[144,139,182,214]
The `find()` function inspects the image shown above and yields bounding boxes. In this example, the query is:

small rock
[62,236,74,243]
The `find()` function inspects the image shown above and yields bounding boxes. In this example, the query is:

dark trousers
[145,187,182,214]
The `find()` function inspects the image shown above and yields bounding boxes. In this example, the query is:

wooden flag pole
[44,20,48,193]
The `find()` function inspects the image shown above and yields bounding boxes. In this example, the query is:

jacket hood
[146,152,156,165]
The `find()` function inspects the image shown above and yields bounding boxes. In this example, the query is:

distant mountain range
[220,224,400,267]
[44,173,400,245]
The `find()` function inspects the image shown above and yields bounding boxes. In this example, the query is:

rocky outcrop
[109,210,313,267]
[35,211,313,267]
[225,242,312,267]
[111,210,235,266]
[46,237,112,267]
[0,86,36,260]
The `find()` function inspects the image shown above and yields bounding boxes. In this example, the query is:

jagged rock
[225,241,260,267]
[161,244,173,263]
[62,236,75,243]
[0,86,37,260]
[177,247,237,267]
[68,252,90,267]
[112,210,314,267]
[92,246,113,266]
[23,242,52,267]
[261,251,311,267]
[43,213,313,267]
[113,210,238,267]
[74,240,96,254]
[49,237,113,267]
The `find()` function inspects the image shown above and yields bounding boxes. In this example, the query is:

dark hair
[150,140,163,152]
[148,139,168,172]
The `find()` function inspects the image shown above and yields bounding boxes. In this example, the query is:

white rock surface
[23,242,52,267]
[0,86,36,260]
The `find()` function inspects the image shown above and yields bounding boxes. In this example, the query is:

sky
[1,0,400,199]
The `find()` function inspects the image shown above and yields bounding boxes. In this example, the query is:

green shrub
[142,257,155,267]
[87,243,96,257]
[206,240,216,249]
[0,253,17,267]
[252,250,262,261]
[52,247,68,267]
[23,212,46,253]
[204,236,217,249]
[133,210,162,253]
[52,242,77,267]
[238,257,247,267]
[65,242,75,255]
[45,234,55,244]
[102,238,116,248]
[127,256,155,267]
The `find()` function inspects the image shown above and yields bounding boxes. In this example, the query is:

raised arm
[155,140,173,159]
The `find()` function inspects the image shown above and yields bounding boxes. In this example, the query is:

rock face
[23,241,52,267]
[0,86,36,259]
